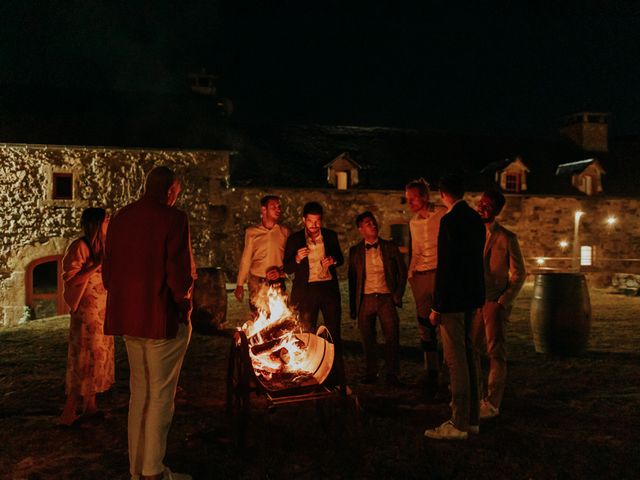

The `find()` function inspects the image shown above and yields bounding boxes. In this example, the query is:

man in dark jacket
[425,174,485,441]
[348,211,407,386]
[283,201,345,385]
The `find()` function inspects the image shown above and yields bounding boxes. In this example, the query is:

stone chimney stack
[559,112,609,153]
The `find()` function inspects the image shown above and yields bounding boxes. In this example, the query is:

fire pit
[225,285,352,445]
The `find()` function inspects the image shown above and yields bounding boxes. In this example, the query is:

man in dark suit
[348,211,407,386]
[425,174,485,441]
[283,201,345,384]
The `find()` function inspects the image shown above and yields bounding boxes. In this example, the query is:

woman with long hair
[58,207,115,426]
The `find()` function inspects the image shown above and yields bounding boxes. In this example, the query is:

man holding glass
[284,201,345,385]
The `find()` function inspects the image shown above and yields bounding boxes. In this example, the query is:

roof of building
[1,87,638,196]
[556,159,600,176]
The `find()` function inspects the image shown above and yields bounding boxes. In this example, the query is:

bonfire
[241,285,334,390]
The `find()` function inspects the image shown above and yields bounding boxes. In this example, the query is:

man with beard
[235,195,290,310]
[473,190,526,420]
[284,201,346,387]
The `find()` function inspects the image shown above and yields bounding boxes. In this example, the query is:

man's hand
[320,256,335,269]
[265,267,282,281]
[296,247,310,263]
[429,309,441,326]
[234,285,244,302]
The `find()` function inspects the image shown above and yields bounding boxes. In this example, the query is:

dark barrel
[192,267,228,333]
[530,272,591,355]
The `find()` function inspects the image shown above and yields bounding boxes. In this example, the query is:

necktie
[365,242,379,250]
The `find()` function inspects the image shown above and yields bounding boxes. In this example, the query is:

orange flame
[242,285,317,379]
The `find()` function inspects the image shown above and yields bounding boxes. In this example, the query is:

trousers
[124,323,191,477]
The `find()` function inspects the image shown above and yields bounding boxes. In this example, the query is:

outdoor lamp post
[572,210,585,272]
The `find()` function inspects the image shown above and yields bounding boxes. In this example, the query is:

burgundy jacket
[103,196,196,339]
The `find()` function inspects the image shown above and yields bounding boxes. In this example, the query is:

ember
[240,285,334,389]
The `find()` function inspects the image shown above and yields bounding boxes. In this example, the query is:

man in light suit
[348,211,407,386]
[473,190,526,420]
[425,174,485,441]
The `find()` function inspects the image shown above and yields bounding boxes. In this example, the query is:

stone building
[0,143,230,326]
[2,110,639,327]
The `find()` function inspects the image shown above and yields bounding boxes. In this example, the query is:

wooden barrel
[530,272,591,355]
[192,267,228,333]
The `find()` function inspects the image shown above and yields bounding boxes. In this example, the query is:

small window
[505,173,521,192]
[53,173,73,200]
[580,246,593,266]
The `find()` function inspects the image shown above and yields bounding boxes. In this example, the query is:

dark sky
[2,1,640,136]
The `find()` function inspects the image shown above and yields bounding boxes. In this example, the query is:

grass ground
[1,282,639,479]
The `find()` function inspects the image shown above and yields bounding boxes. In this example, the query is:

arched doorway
[25,256,67,319]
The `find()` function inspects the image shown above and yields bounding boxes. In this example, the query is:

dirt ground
[1,282,639,480]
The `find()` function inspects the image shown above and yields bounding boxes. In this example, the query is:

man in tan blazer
[473,190,526,420]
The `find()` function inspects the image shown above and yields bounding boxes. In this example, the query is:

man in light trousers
[104,166,196,480]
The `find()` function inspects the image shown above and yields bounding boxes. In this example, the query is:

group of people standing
[236,174,526,441]
[58,165,526,479]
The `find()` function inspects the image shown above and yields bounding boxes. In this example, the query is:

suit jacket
[103,196,196,339]
[283,228,344,298]
[433,200,486,313]
[484,222,526,307]
[348,238,407,318]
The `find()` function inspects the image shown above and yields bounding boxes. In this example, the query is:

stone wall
[0,144,229,326]
[1,143,638,327]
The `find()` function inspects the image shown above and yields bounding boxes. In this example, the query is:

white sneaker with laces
[479,399,499,420]
[424,420,468,440]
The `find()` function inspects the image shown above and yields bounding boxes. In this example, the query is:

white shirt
[364,242,390,294]
[236,223,290,285]
[307,232,331,283]
[409,204,447,275]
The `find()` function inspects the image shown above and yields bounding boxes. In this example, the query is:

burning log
[247,317,298,345]
[240,285,335,391]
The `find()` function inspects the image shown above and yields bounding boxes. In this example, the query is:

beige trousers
[124,323,191,477]
[472,301,509,409]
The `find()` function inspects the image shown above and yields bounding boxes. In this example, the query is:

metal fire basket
[225,325,350,445]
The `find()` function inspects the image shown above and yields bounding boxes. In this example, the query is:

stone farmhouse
[1,111,639,327]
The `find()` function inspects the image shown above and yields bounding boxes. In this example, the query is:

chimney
[559,112,609,153]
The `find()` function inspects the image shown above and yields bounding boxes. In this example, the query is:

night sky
[2,1,640,136]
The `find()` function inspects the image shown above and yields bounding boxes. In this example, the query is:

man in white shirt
[348,211,407,386]
[405,178,448,393]
[235,195,290,311]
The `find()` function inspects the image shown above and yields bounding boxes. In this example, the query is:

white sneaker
[163,467,192,480]
[468,424,480,434]
[424,420,468,440]
[479,400,499,420]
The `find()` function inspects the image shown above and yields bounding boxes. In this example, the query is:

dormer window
[505,173,521,192]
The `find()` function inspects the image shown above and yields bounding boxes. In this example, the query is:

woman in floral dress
[58,207,115,426]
